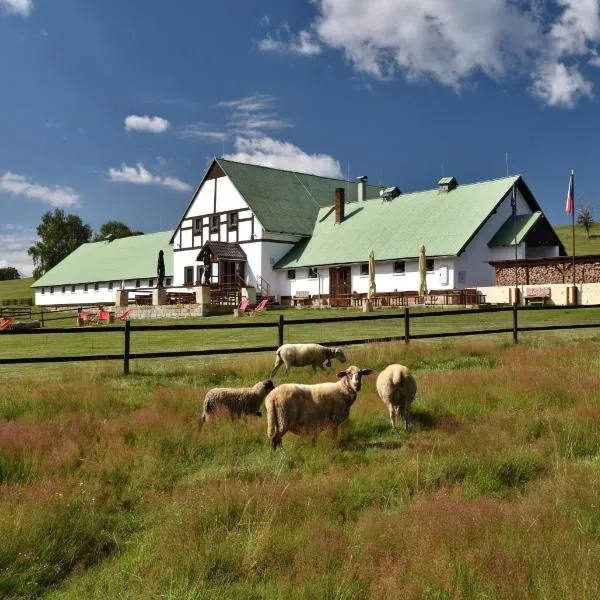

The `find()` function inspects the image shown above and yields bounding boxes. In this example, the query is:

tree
[93,221,144,242]
[28,209,92,279]
[0,267,20,280]
[576,205,595,239]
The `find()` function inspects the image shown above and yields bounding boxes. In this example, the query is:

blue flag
[510,186,516,218]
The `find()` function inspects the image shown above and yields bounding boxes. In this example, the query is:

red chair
[117,307,133,320]
[237,298,250,315]
[92,309,111,324]
[0,316,15,330]
[250,298,269,315]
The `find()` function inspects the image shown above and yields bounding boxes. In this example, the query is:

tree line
[7,210,143,280]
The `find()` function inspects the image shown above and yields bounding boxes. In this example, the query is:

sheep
[198,380,275,430]
[375,364,417,431]
[270,343,347,376]
[265,365,373,449]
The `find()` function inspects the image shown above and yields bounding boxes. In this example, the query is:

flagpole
[511,184,518,305]
[571,170,576,305]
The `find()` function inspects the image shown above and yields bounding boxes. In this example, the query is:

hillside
[0,277,34,302]
[554,223,600,256]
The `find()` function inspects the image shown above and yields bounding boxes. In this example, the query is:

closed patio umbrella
[368,249,376,299]
[418,245,428,296]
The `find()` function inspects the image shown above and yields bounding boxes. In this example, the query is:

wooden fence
[1,304,599,374]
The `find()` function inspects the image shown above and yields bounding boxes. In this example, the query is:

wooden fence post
[278,314,284,348]
[512,304,518,344]
[124,319,131,374]
[404,307,410,343]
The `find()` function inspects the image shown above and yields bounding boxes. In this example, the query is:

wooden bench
[293,290,311,307]
[524,287,551,306]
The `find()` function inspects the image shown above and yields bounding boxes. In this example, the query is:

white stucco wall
[34,277,173,307]
[455,188,530,288]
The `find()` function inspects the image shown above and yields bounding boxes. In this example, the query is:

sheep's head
[261,380,276,391]
[333,348,347,363]
[337,366,373,392]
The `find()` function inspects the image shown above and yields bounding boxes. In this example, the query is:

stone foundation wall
[117,304,232,319]
[478,282,600,305]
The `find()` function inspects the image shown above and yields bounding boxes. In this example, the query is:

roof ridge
[217,156,384,187]
[359,174,521,200]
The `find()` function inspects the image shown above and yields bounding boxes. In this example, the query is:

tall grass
[0,337,599,598]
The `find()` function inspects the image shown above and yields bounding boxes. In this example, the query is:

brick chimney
[335,187,345,223]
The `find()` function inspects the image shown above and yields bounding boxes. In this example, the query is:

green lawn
[0,277,34,302]
[554,223,600,255]
[1,335,600,598]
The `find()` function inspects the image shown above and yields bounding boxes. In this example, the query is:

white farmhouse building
[171,159,564,304]
[31,158,565,308]
[32,231,173,307]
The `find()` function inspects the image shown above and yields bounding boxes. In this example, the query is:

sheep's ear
[360,369,373,376]
[336,370,347,379]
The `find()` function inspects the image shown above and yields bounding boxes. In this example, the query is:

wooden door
[329,267,351,306]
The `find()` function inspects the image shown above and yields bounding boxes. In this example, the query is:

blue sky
[2,0,600,276]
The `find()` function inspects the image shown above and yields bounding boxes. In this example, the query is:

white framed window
[287,269,296,280]
[210,215,219,233]
[71,285,75,293]
[426,259,434,273]
[94,282,99,291]
[360,263,369,276]
[308,268,318,279]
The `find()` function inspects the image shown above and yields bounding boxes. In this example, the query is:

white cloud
[0,224,36,277]
[179,123,228,142]
[259,30,322,55]
[224,136,343,178]
[272,0,600,108]
[108,163,191,192]
[0,0,32,16]
[182,94,294,145]
[124,114,171,133]
[531,61,593,107]
[0,171,80,207]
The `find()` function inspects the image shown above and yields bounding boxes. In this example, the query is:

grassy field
[554,223,600,255]
[0,277,34,302]
[1,330,600,599]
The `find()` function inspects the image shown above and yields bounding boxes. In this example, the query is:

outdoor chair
[234,297,250,316]
[249,298,269,315]
[117,307,134,320]
[0,316,15,330]
[92,309,111,324]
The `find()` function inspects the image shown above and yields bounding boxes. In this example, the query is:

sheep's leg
[404,404,412,432]
[316,362,327,371]
[387,405,396,428]
[271,357,283,376]
[270,434,282,450]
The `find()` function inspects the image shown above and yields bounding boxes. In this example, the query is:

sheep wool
[265,365,372,449]
[375,364,417,430]
[199,380,275,430]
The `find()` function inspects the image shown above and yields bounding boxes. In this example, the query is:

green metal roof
[216,158,384,236]
[275,176,522,269]
[488,212,543,246]
[32,231,174,287]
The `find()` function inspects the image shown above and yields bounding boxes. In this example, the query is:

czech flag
[566,171,574,215]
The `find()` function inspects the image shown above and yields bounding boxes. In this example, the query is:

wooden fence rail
[1,304,599,374]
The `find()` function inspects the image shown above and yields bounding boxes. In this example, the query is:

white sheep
[265,365,373,449]
[271,343,347,376]
[198,380,275,430]
[376,364,417,430]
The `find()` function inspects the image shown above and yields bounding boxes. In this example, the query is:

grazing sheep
[198,380,275,430]
[271,343,346,376]
[376,364,417,430]
[265,365,373,449]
